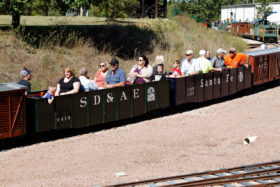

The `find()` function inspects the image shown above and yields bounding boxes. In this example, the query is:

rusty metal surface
[0,89,26,139]
[244,47,280,56]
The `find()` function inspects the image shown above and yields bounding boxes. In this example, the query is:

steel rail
[107,160,280,187]
[170,174,280,187]
[164,167,280,187]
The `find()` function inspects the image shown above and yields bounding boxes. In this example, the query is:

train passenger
[94,61,108,89]
[43,86,56,104]
[180,50,200,76]
[171,60,181,77]
[152,55,165,75]
[205,50,212,61]
[79,67,98,91]
[103,58,126,88]
[224,47,248,68]
[55,67,81,96]
[151,64,167,81]
[197,50,222,73]
[127,55,153,84]
[18,67,32,95]
[211,48,226,70]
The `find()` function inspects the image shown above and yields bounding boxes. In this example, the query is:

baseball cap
[110,58,119,65]
[199,50,206,56]
[20,68,32,78]
[216,48,226,54]
[185,50,193,55]
[229,47,236,53]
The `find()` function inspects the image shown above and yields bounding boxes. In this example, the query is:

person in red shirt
[172,60,181,77]
[224,47,248,68]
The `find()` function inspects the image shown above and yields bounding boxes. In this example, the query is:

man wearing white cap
[211,48,226,70]
[180,50,201,76]
[17,67,32,94]
[197,50,222,73]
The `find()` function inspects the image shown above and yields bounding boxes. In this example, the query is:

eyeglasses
[229,51,235,54]
[138,59,144,61]
[100,65,105,67]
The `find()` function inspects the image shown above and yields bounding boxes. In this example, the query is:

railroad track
[106,160,280,187]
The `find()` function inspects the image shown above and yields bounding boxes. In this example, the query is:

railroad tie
[184,177,194,182]
[256,179,269,184]
[147,183,157,187]
[239,181,254,186]
[166,180,176,185]
[223,184,235,187]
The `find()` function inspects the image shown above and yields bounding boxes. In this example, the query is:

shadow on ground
[19,24,164,59]
[0,80,279,151]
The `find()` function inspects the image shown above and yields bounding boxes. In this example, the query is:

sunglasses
[100,64,105,67]
[229,51,235,54]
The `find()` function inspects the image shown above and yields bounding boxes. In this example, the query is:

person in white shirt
[79,67,98,91]
[180,50,201,76]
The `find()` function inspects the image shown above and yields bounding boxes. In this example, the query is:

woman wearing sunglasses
[127,55,153,84]
[94,61,109,89]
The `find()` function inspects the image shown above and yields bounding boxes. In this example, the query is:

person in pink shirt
[94,61,109,89]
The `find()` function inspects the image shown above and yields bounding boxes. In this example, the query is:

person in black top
[17,67,32,94]
[151,64,167,81]
[55,67,81,96]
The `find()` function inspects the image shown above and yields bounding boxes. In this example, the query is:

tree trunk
[80,6,83,16]
[155,0,158,18]
[163,0,167,18]
[12,14,20,28]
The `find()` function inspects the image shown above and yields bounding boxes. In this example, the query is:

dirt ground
[1,85,280,186]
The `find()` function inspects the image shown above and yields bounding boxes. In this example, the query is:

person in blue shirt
[43,86,56,104]
[104,58,126,89]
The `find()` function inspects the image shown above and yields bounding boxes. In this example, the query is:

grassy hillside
[0,15,247,91]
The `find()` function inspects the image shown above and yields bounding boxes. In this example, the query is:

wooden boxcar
[245,48,280,85]
[0,83,26,139]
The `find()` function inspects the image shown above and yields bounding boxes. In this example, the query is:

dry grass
[0,16,247,91]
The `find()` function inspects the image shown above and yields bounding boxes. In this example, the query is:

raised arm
[55,84,60,96]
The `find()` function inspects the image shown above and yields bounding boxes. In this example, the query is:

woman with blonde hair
[152,55,165,75]
[94,61,109,89]
[55,67,81,96]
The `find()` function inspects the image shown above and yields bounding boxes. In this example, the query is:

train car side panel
[229,68,237,95]
[131,84,145,117]
[146,82,158,112]
[36,99,55,132]
[103,88,117,123]
[213,72,221,99]
[117,87,131,120]
[55,95,72,129]
[221,70,229,97]
[157,80,170,108]
[72,92,88,128]
[195,74,204,102]
[88,90,104,126]
[205,73,213,101]
[185,76,195,103]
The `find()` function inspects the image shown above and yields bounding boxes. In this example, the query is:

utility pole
[155,0,158,18]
